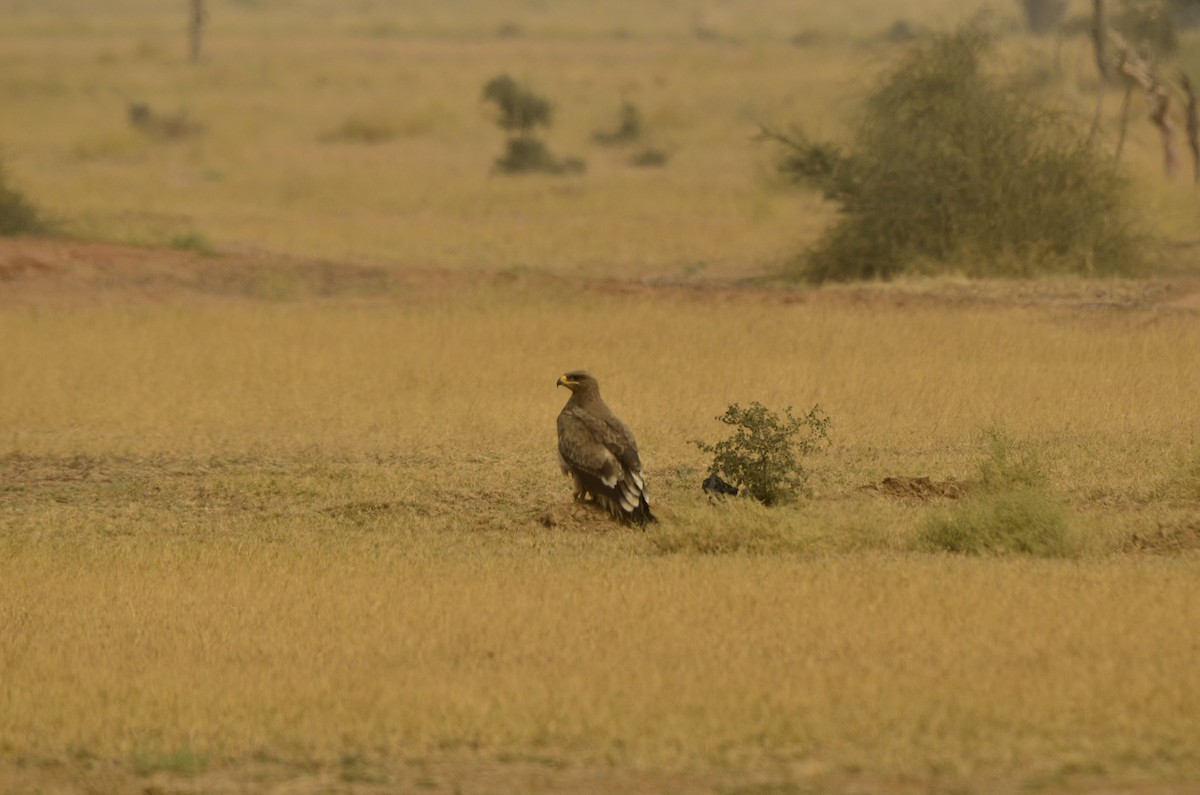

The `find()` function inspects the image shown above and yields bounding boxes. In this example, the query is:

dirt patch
[536,501,626,531]
[0,237,408,306]
[5,236,1200,312]
[1124,521,1200,554]
[860,476,965,501]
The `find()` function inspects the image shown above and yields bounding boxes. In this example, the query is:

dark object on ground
[702,474,739,496]
[128,103,204,139]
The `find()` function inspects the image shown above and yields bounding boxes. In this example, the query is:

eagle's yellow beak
[556,374,570,388]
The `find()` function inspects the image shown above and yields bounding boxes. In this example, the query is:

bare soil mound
[0,237,404,306]
[861,476,964,501]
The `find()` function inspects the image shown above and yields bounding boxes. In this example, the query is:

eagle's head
[556,370,597,393]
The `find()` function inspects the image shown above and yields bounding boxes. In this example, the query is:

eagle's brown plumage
[556,370,654,525]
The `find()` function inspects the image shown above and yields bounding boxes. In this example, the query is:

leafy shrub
[482,74,552,135]
[917,427,1079,557]
[760,125,848,194]
[0,161,45,236]
[782,25,1142,283]
[694,402,831,506]
[494,137,584,174]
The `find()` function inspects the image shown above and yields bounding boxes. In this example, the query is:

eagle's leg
[571,472,588,502]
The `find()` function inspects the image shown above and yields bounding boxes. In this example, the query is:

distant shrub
[482,74,583,174]
[320,115,397,144]
[494,137,584,174]
[780,25,1143,283]
[881,19,926,43]
[593,101,643,145]
[0,161,45,236]
[127,102,204,140]
[629,147,670,168]
[694,402,831,506]
[918,427,1079,557]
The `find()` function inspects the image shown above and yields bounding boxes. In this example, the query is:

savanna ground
[2,1,1200,793]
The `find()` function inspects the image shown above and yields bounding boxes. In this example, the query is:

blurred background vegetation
[1,0,1199,281]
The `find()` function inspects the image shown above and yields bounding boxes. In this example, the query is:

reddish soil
[4,235,1200,311]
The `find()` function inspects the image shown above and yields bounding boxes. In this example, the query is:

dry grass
[3,270,1200,792]
[3,1,1200,792]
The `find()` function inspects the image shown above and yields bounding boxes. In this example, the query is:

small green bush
[494,137,584,174]
[0,161,45,236]
[782,25,1143,283]
[694,402,830,506]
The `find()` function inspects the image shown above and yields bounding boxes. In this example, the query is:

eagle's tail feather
[572,468,655,526]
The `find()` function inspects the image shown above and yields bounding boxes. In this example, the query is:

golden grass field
[3,1,1200,794]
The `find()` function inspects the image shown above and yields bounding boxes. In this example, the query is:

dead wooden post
[188,0,206,63]
[1109,30,1178,178]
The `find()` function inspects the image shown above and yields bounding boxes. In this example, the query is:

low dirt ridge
[5,236,1200,310]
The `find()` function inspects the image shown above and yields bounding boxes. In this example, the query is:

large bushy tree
[784,27,1143,282]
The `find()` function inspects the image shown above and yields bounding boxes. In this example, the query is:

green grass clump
[918,427,1079,557]
[788,25,1143,283]
[918,486,1074,556]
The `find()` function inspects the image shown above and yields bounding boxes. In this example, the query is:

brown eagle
[556,370,655,525]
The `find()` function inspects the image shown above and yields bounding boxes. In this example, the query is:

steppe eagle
[556,370,655,525]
